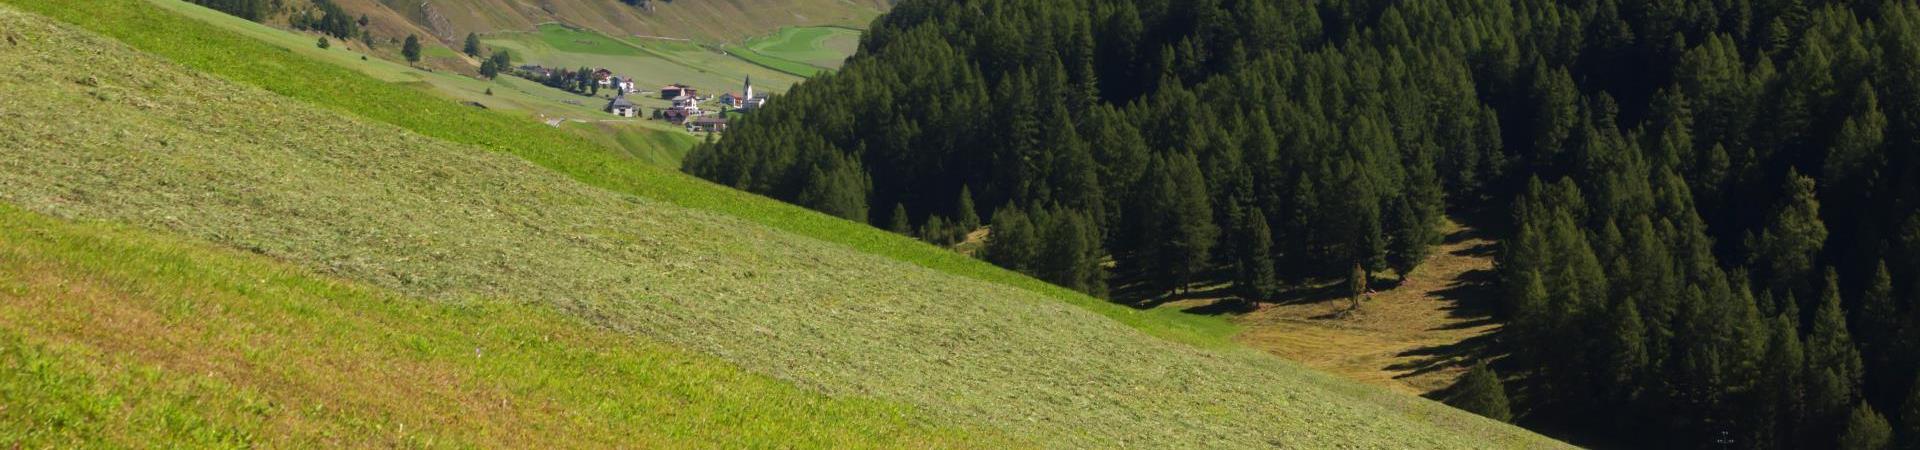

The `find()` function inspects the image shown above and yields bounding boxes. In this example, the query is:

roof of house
[607,95,635,109]
[692,117,728,125]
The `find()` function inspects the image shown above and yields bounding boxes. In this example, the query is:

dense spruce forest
[686,0,1920,447]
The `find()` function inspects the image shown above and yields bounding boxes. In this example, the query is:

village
[517,64,764,134]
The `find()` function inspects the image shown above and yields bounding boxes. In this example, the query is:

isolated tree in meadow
[490,50,511,71]
[1448,362,1512,422]
[1349,262,1367,310]
[316,36,329,49]
[402,34,422,63]
[1838,402,1891,450]
[479,60,498,79]
[464,32,482,57]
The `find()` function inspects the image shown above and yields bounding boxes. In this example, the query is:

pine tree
[1762,312,1809,449]
[1349,263,1368,311]
[1809,269,1866,433]
[1039,209,1104,296]
[1385,196,1431,281]
[402,35,422,63]
[316,36,330,49]
[1859,261,1900,406]
[1753,169,1828,299]
[985,205,1036,273]
[795,153,871,223]
[1448,362,1513,422]
[464,32,482,57]
[888,203,912,235]
[956,186,980,231]
[1899,375,1920,450]
[1604,296,1649,406]
[1233,207,1279,300]
[1839,402,1892,450]
[920,216,951,245]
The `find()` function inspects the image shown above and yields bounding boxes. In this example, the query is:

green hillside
[0,2,1561,447]
[0,205,985,447]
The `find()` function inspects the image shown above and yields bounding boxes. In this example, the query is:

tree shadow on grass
[1390,331,1503,384]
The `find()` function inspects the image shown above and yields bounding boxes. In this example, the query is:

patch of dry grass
[1168,220,1506,395]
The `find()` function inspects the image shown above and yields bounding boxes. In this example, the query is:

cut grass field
[747,26,864,69]
[0,206,986,448]
[4,0,1231,350]
[0,4,1563,447]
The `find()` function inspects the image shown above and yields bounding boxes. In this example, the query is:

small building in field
[657,107,699,124]
[606,94,638,117]
[592,68,614,86]
[689,116,729,133]
[660,84,695,99]
[672,94,699,110]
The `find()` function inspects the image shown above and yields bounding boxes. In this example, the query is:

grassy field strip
[0,6,1561,447]
[744,26,863,69]
[482,22,807,95]
[725,44,830,77]
[0,205,987,447]
[3,0,1238,350]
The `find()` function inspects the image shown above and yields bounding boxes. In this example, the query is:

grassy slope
[8,0,1233,350]
[145,0,697,166]
[481,23,806,94]
[745,26,864,69]
[369,0,886,45]
[0,206,986,448]
[0,4,1561,448]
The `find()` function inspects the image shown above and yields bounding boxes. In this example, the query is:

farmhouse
[689,116,729,133]
[672,94,699,109]
[592,68,614,86]
[605,94,638,117]
[660,83,695,99]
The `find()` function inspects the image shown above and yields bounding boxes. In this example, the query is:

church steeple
[744,76,754,100]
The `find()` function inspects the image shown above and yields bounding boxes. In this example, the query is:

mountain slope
[0,205,985,447]
[4,0,1234,349]
[0,3,1560,447]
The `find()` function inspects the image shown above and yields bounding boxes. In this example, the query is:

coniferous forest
[684,0,1920,447]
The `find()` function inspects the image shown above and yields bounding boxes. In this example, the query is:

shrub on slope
[0,6,1559,448]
